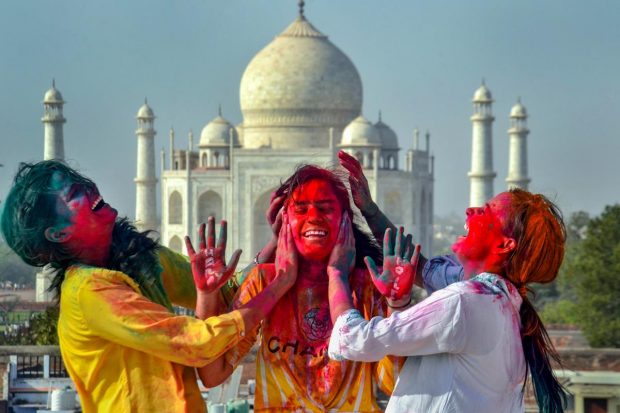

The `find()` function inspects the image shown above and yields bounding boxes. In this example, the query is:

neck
[298,257,328,283]
[462,259,505,280]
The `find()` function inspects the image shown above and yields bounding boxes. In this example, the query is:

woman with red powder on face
[201,165,401,412]
[0,160,295,413]
[329,152,568,412]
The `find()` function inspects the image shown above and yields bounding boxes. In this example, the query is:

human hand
[338,150,377,216]
[266,192,285,237]
[185,217,242,295]
[273,213,298,289]
[365,227,420,302]
[327,214,356,279]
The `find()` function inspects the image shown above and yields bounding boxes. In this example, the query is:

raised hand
[365,227,420,302]
[267,192,285,237]
[185,217,242,295]
[327,214,356,278]
[273,213,298,288]
[338,150,376,215]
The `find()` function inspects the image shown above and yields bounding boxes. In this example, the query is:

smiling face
[286,179,344,263]
[451,192,514,277]
[47,171,118,264]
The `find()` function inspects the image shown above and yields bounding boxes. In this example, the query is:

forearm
[236,276,290,332]
[328,271,354,324]
[362,201,397,245]
[197,354,234,388]
[195,291,220,320]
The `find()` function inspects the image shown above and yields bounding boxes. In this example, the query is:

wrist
[327,267,349,280]
[387,295,412,309]
[363,202,379,218]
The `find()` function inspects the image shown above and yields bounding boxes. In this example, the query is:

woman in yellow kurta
[203,165,401,412]
[1,160,296,413]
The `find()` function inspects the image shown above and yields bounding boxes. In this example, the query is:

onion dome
[341,116,381,146]
[199,115,240,147]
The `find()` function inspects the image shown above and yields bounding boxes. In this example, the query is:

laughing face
[286,179,344,263]
[451,192,513,275]
[48,171,118,257]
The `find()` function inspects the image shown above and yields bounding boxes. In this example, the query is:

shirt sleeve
[328,287,467,362]
[224,265,266,367]
[77,269,246,368]
[422,254,465,294]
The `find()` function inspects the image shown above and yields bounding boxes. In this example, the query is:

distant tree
[570,205,620,347]
[27,307,59,345]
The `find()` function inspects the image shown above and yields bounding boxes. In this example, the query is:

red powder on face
[286,179,343,263]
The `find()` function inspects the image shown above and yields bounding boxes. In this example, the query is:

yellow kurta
[226,264,401,413]
[58,247,245,413]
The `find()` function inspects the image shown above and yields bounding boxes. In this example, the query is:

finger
[198,222,206,251]
[217,220,227,251]
[338,150,362,174]
[364,256,379,280]
[184,236,196,258]
[225,249,243,277]
[404,234,414,261]
[207,216,215,249]
[267,194,285,225]
[272,208,283,235]
[383,228,392,258]
[395,226,404,258]
[345,215,355,248]
[410,244,422,267]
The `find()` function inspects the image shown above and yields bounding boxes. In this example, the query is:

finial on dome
[481,78,485,86]
[517,96,521,104]
[52,78,56,88]
[378,110,382,122]
[298,0,305,18]
[218,104,222,117]
[144,97,148,105]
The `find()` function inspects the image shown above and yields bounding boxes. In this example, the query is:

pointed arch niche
[168,191,182,225]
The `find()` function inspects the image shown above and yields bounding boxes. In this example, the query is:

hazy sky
[1,0,618,221]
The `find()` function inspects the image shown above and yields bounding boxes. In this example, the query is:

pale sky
[1,0,618,221]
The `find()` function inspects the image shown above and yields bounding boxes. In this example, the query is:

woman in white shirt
[326,188,567,413]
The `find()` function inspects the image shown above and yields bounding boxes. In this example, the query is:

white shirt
[328,273,526,413]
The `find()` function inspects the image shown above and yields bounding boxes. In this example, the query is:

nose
[306,204,324,221]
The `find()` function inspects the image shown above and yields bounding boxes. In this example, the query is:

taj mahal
[38,2,532,268]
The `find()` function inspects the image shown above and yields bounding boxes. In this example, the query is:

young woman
[201,165,401,412]
[328,189,568,413]
[0,160,295,413]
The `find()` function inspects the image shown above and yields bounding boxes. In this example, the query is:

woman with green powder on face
[1,160,295,413]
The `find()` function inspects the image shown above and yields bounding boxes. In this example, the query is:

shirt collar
[470,272,523,311]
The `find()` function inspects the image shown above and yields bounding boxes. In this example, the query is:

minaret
[135,99,158,232]
[506,99,531,190]
[468,81,496,207]
[42,80,66,160]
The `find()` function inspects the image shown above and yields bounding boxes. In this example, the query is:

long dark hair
[1,160,171,310]
[504,189,567,413]
[274,164,382,268]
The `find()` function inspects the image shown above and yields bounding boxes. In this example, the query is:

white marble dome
[473,84,493,102]
[136,102,154,118]
[341,116,381,146]
[510,102,527,118]
[200,115,239,147]
[375,119,399,150]
[239,15,362,133]
[44,87,64,103]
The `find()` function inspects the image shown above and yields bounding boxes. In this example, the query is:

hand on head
[366,227,420,302]
[337,150,375,215]
[273,213,298,288]
[327,214,356,278]
[267,192,285,237]
[185,216,242,294]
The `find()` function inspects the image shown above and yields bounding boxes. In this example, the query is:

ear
[44,227,72,244]
[496,237,516,255]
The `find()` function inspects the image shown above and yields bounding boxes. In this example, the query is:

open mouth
[91,195,104,211]
[303,229,328,239]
